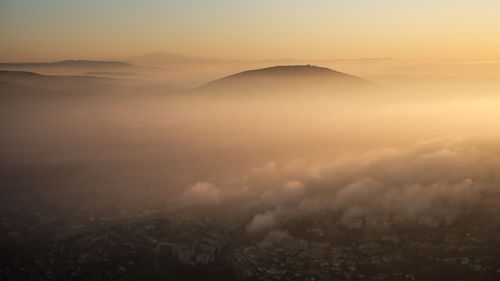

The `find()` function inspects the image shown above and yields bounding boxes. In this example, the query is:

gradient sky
[1,0,500,62]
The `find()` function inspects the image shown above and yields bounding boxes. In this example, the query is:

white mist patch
[246,210,279,234]
[180,181,220,206]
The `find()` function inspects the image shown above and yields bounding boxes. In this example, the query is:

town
[1,197,499,281]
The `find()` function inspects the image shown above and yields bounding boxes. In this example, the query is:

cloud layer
[177,134,500,232]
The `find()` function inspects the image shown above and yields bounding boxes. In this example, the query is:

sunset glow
[2,1,500,280]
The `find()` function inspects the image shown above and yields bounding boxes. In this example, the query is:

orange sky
[1,0,500,62]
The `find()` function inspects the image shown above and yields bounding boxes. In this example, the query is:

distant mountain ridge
[0,60,136,68]
[126,51,228,65]
[0,70,115,81]
[126,51,300,66]
[0,70,120,96]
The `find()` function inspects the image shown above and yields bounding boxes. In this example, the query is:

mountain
[0,70,116,84]
[0,70,119,96]
[126,51,300,66]
[0,60,141,76]
[0,60,136,69]
[200,65,371,94]
[126,51,224,66]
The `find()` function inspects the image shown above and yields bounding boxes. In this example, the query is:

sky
[1,0,500,62]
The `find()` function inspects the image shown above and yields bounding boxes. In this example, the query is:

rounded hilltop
[201,65,370,93]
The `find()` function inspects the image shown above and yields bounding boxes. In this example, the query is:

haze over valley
[2,1,500,280]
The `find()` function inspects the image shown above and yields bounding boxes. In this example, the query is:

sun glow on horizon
[1,0,500,62]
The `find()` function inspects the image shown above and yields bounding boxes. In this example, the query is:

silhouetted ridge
[224,65,350,78]
[0,70,120,96]
[127,51,222,65]
[0,60,136,68]
[200,65,370,94]
[0,70,44,78]
[0,70,115,81]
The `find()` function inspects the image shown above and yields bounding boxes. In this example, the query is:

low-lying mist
[2,67,500,235]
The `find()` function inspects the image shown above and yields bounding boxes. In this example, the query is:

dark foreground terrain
[1,192,500,281]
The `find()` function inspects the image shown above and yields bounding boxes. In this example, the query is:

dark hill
[0,70,115,84]
[0,60,135,69]
[200,65,371,94]
[0,70,118,95]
